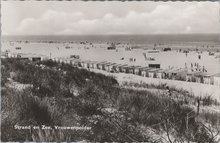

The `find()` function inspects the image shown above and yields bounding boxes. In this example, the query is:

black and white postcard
[1,1,220,142]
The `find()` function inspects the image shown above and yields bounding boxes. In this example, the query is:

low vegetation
[1,58,220,142]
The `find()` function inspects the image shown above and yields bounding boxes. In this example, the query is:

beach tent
[148,69,161,78]
[139,67,151,77]
[213,73,220,86]
[186,71,202,82]
[88,61,99,69]
[96,61,108,70]
[112,64,125,73]
[71,59,82,67]
[203,73,215,85]
[133,66,143,75]
[104,63,117,72]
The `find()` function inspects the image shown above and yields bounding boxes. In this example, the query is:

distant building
[163,48,171,51]
[107,43,116,50]
[147,61,161,69]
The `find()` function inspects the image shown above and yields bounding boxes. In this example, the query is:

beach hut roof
[158,68,171,73]
[101,62,113,65]
[139,67,152,71]
[88,61,99,64]
[155,69,168,73]
[81,60,93,63]
[125,65,142,69]
[164,68,185,74]
[113,63,123,67]
[169,68,187,74]
[97,61,109,64]
[202,73,216,77]
[134,66,143,68]
[213,73,220,77]
[194,72,211,77]
[17,53,47,58]
[109,63,118,66]
[65,57,80,60]
[104,63,117,66]
[125,65,138,69]
[121,65,133,68]
[87,61,98,64]
[69,58,82,62]
[148,68,162,72]
[187,71,201,75]
[117,64,129,68]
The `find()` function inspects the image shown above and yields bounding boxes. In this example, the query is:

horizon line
[2,33,220,37]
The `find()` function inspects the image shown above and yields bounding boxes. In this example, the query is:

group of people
[188,62,207,72]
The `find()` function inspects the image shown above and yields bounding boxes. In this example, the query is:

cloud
[15,3,220,35]
[16,10,85,35]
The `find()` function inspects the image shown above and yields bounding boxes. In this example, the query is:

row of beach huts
[2,52,220,86]
[51,56,220,87]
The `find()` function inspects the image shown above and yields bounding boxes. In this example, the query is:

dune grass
[1,58,219,142]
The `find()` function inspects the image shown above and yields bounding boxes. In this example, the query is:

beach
[2,39,220,74]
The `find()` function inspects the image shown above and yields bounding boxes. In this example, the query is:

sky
[1,1,220,35]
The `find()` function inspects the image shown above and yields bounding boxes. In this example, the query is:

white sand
[2,41,220,74]
[90,68,220,102]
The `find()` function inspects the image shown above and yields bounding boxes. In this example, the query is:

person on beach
[185,63,187,69]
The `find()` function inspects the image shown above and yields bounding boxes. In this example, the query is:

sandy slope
[90,69,220,102]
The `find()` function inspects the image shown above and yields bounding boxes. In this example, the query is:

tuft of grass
[31,129,71,142]
[199,112,220,126]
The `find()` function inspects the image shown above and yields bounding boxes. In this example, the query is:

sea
[2,34,220,45]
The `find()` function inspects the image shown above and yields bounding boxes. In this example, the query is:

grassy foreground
[1,59,219,142]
